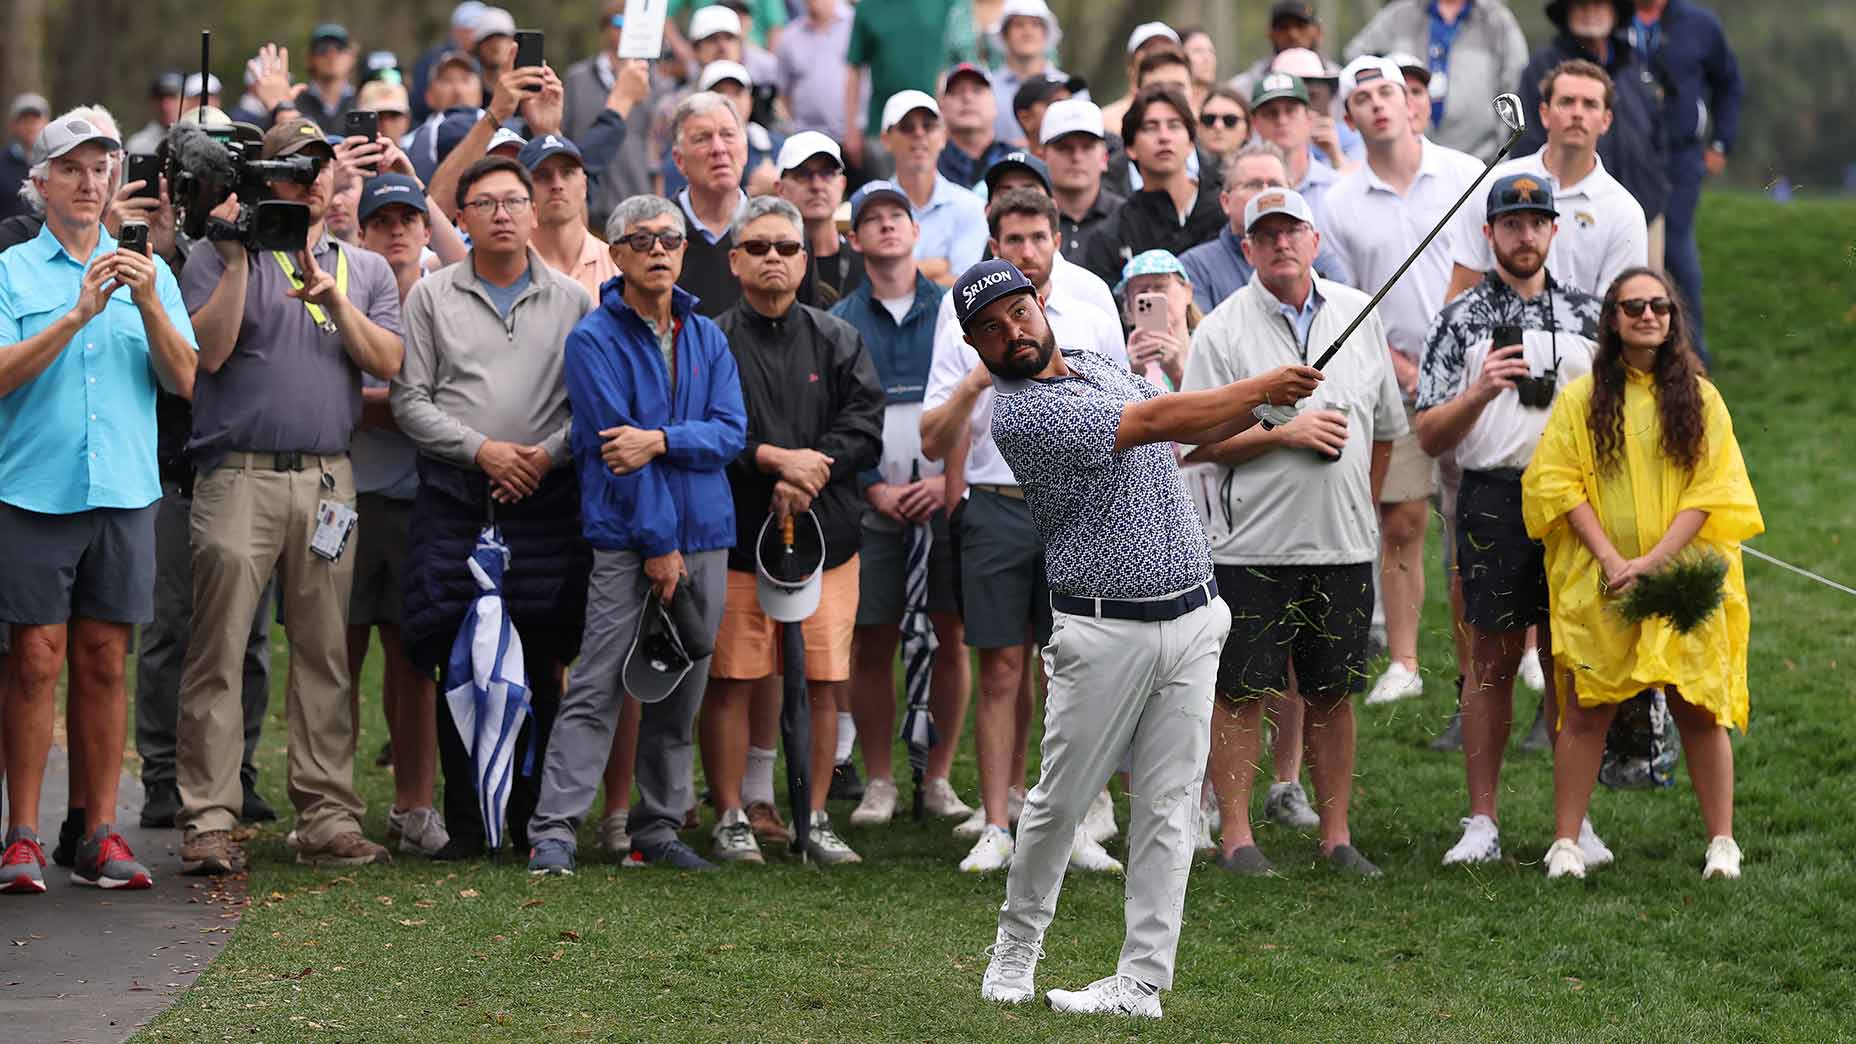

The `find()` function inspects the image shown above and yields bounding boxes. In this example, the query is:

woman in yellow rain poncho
[1521,268,1762,883]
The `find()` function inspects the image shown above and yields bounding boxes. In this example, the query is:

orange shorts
[710,558,860,682]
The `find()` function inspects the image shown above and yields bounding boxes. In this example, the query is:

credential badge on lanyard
[273,247,351,335]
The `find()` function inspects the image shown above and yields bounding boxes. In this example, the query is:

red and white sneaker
[70,825,153,890]
[1,827,49,894]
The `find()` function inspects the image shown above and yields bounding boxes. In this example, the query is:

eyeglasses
[1619,297,1673,317]
[783,167,842,184]
[737,239,804,257]
[617,230,686,252]
[1200,112,1245,129]
[1228,177,1286,192]
[1246,223,1311,244]
[460,196,532,216]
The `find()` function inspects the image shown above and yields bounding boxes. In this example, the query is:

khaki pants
[1647,214,1666,271]
[177,454,363,844]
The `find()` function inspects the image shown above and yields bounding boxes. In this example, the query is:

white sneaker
[1544,838,1586,879]
[1263,781,1320,829]
[980,928,1043,1004]
[1443,814,1501,865]
[959,824,1015,873]
[1518,647,1546,692]
[1081,789,1117,844]
[1193,798,1215,853]
[1703,835,1741,880]
[1046,974,1163,1019]
[1365,661,1424,705]
[389,807,450,857]
[802,811,862,866]
[710,808,764,864]
[952,805,988,839]
[922,777,973,819]
[1068,827,1123,873]
[850,777,898,827]
[596,809,630,854]
[1577,817,1614,868]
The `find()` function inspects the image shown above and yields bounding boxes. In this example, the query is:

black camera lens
[1515,371,1558,409]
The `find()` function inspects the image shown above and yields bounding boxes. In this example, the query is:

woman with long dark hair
[1522,267,1763,880]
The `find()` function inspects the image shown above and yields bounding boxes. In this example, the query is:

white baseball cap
[1126,21,1180,54]
[1243,186,1316,233]
[755,512,826,623]
[1039,98,1105,145]
[697,60,752,92]
[998,0,1063,49]
[1272,47,1340,83]
[183,72,223,98]
[1340,55,1406,103]
[688,5,743,43]
[451,1,488,30]
[472,6,517,44]
[777,130,842,174]
[487,127,527,154]
[880,90,939,134]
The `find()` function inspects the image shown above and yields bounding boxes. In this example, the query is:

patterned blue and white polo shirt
[991,349,1213,601]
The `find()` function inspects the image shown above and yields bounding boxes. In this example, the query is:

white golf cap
[777,130,842,174]
[1243,186,1316,233]
[1271,47,1339,83]
[473,6,517,43]
[29,114,121,166]
[697,60,752,92]
[183,72,223,98]
[451,0,488,29]
[1039,98,1105,145]
[998,0,1062,48]
[1340,55,1406,103]
[1126,21,1180,54]
[1386,51,1432,84]
[880,90,939,134]
[755,512,826,624]
[688,5,743,42]
[487,126,527,154]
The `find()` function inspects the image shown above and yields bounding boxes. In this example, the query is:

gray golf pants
[135,483,274,789]
[529,548,726,852]
[997,594,1230,989]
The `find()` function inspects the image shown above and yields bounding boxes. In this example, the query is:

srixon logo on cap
[962,269,1015,307]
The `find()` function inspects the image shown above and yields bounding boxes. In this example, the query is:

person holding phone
[1414,174,1602,870]
[1118,250,1198,391]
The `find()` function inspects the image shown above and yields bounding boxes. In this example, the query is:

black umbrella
[897,467,939,820]
[759,513,821,859]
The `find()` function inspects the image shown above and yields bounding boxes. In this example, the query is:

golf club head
[1493,93,1525,140]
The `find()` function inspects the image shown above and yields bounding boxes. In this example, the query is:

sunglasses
[738,239,804,257]
[1199,112,1245,129]
[1619,297,1673,317]
[617,230,686,252]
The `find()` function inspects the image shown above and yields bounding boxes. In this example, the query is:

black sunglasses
[738,239,804,257]
[617,230,686,252]
[1618,297,1673,317]
[1199,112,1245,129]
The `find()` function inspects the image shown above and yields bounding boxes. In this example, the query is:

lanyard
[273,247,350,334]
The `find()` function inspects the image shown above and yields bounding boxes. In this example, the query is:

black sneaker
[1429,676,1466,752]
[1518,695,1552,753]
[374,740,394,767]
[51,807,85,869]
[828,761,865,802]
[633,838,717,871]
[140,781,183,829]
[240,785,278,823]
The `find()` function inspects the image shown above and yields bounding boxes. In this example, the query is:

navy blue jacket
[563,280,748,559]
[1629,0,1742,158]
[830,272,946,489]
[1516,29,1670,222]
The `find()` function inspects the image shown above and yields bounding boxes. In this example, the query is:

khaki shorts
[1379,405,1439,504]
[711,558,860,682]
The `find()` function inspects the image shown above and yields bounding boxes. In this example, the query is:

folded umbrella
[442,526,532,852]
[897,474,939,820]
[757,511,826,859]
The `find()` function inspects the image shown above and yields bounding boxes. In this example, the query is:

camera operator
[173,118,404,877]
[1414,174,1600,871]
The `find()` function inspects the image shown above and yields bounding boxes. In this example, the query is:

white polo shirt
[1323,138,1488,362]
[1448,149,1648,299]
[924,284,1129,487]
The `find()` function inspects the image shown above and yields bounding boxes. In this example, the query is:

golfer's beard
[1496,244,1546,280]
[985,331,1057,379]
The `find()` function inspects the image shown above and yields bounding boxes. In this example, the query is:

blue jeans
[1664,148,1708,364]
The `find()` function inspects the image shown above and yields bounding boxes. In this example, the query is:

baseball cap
[1340,55,1405,103]
[357,173,428,223]
[689,5,743,43]
[151,73,185,98]
[1012,71,1085,115]
[310,23,351,48]
[1126,22,1180,54]
[1243,186,1316,233]
[697,60,752,92]
[1039,98,1105,145]
[1271,47,1339,83]
[434,49,482,78]
[262,118,334,161]
[1486,173,1559,221]
[1270,1,1319,25]
[621,597,694,704]
[1116,249,1189,294]
[880,90,939,134]
[1386,52,1432,85]
[943,62,992,91]
[998,0,1063,48]
[9,93,49,120]
[487,126,528,155]
[183,73,223,99]
[434,107,481,162]
[755,512,826,623]
[776,130,842,174]
[451,1,488,29]
[983,151,1051,195]
[952,258,1037,330]
[849,180,912,228]
[357,80,411,115]
[1250,72,1309,109]
[473,7,517,44]
[518,132,583,171]
[28,113,119,165]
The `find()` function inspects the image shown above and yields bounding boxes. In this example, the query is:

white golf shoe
[849,777,897,827]
[1068,827,1123,873]
[1443,814,1502,865]
[1518,647,1546,692]
[1544,838,1586,879]
[980,928,1043,1004]
[921,777,972,819]
[1703,836,1742,880]
[1081,789,1117,844]
[1046,974,1163,1019]
[959,824,1014,873]
[1577,817,1614,868]
[1365,661,1424,705]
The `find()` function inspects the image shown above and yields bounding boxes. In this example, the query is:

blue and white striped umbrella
[897,486,939,820]
[442,526,531,852]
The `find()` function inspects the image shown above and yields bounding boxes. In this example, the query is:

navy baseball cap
[1486,172,1558,220]
[983,150,1051,195]
[358,174,428,223]
[434,107,482,164]
[519,132,583,172]
[849,180,913,229]
[953,259,1037,329]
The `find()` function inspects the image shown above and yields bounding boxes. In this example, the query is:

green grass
[136,194,1856,1043]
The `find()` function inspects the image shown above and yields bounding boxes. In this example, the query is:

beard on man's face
[1495,240,1546,280]
[982,327,1058,380]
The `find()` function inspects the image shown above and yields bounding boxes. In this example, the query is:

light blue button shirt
[911,174,988,276]
[0,223,197,514]
[1275,280,1326,359]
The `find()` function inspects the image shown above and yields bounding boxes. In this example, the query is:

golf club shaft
[1310,136,1519,372]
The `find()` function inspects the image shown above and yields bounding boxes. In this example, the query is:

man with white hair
[0,114,198,894]
[668,91,749,317]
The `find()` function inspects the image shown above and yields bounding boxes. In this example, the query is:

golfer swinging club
[959,259,1321,1019]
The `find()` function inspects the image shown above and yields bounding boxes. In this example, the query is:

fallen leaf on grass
[1564,977,1584,991]
[396,919,426,928]
[559,930,582,942]
[545,947,566,962]
[375,896,394,906]
[458,889,480,899]
[414,899,437,910]
[521,898,545,909]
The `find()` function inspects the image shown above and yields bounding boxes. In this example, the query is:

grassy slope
[137,194,1856,1043]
